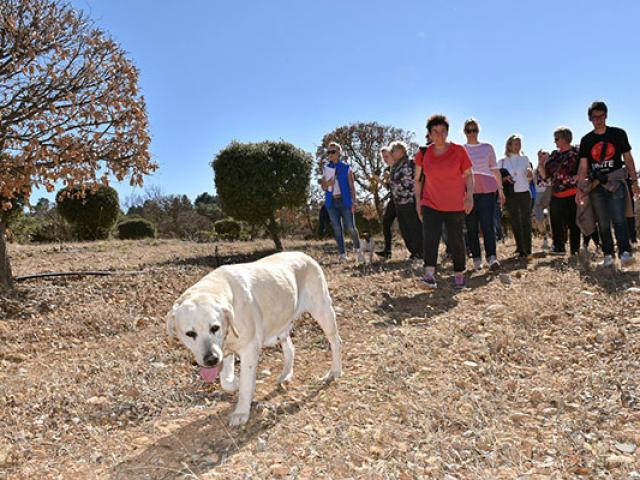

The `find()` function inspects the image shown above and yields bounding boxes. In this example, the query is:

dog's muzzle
[203,351,220,367]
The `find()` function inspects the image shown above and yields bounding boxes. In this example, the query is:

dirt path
[1,239,639,479]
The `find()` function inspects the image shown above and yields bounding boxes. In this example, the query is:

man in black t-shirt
[577,101,639,267]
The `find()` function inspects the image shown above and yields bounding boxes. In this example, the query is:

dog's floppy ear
[166,309,177,339]
[223,306,240,338]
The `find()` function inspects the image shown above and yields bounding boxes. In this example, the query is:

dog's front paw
[220,378,239,393]
[228,412,250,427]
[322,369,342,383]
[277,371,294,385]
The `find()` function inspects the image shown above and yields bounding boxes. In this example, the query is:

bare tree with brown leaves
[316,122,417,222]
[0,0,157,288]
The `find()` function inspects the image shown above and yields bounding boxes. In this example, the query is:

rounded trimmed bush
[56,185,120,240]
[117,217,156,239]
[214,218,241,241]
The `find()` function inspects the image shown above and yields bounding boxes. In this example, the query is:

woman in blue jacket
[321,142,364,262]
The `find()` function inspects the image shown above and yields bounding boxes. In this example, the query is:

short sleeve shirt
[416,143,472,212]
[578,126,631,175]
[464,143,498,194]
[545,146,579,195]
[498,155,531,193]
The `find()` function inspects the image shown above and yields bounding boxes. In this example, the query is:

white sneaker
[338,253,348,262]
[488,256,501,271]
[621,251,634,267]
[473,258,483,271]
[601,254,614,267]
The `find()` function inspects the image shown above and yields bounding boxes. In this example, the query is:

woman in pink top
[462,118,505,271]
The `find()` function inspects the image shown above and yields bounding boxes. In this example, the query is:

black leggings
[505,192,532,255]
[549,194,581,254]
[421,206,466,272]
[382,200,396,253]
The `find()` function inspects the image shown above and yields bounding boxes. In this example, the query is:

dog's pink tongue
[199,365,221,383]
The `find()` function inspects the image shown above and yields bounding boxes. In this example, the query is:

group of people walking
[321,101,638,289]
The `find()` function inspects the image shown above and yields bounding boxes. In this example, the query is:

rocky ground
[1,237,639,479]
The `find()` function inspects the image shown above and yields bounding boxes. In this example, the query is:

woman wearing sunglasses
[538,127,581,256]
[462,118,504,271]
[321,142,364,262]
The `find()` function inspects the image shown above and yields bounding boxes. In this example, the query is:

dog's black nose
[203,352,219,367]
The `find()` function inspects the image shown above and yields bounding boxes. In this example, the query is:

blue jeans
[466,192,497,259]
[590,184,631,256]
[326,196,361,254]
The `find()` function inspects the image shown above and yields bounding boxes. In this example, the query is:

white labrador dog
[166,251,342,426]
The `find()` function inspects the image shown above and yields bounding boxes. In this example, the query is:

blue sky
[44,0,640,206]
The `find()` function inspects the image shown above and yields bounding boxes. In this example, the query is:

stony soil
[1,238,639,479]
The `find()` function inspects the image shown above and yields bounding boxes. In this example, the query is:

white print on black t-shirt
[590,142,616,170]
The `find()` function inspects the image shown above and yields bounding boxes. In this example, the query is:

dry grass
[1,238,639,479]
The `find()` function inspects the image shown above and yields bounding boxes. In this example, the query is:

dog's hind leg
[277,335,295,385]
[220,354,238,392]
[310,301,342,382]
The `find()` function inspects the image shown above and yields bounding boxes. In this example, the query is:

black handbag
[500,167,515,198]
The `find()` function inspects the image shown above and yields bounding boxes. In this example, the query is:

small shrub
[214,218,241,241]
[56,185,120,240]
[30,209,73,243]
[117,217,156,239]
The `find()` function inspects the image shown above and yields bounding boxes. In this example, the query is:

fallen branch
[14,270,145,282]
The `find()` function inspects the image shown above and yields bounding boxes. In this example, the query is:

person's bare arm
[415,164,423,221]
[348,170,357,213]
[576,157,589,203]
[463,168,474,214]
[623,151,639,196]
[492,168,505,206]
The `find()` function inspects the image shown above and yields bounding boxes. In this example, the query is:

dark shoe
[419,273,437,289]
[375,250,391,259]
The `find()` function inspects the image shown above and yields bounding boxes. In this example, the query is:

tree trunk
[266,214,283,251]
[304,205,314,237]
[0,221,14,290]
[373,189,384,224]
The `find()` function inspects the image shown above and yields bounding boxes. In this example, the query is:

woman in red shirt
[415,115,474,289]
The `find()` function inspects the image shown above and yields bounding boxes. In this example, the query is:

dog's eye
[185,331,197,339]
[210,325,220,334]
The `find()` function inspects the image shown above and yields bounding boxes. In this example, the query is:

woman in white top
[498,134,533,258]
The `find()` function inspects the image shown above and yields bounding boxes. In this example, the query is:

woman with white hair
[388,141,422,258]
[538,127,581,255]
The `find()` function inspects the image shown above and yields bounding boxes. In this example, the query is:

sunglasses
[327,150,338,154]
[465,128,479,134]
